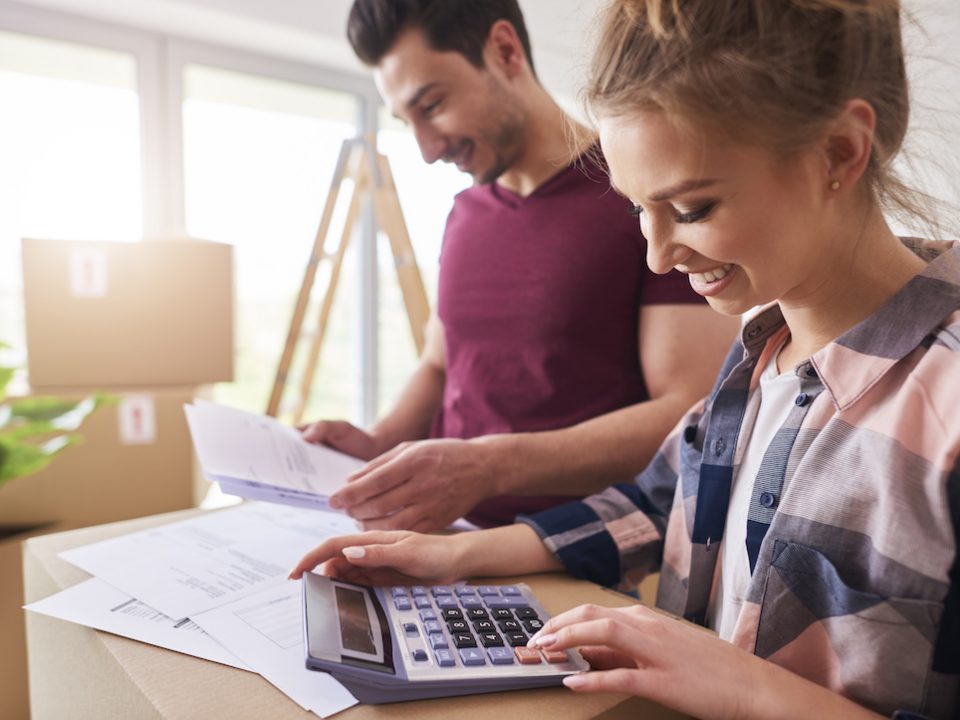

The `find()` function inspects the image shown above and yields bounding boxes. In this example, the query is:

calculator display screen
[335,586,377,655]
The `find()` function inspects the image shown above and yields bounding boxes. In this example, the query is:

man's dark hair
[347,0,535,74]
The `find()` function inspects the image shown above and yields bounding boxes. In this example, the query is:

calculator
[301,573,589,703]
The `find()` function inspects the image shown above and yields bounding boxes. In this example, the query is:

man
[302,0,738,531]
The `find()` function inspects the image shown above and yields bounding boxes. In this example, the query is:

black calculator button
[452,633,477,648]
[492,608,513,621]
[498,619,521,632]
[505,632,528,647]
[473,619,495,632]
[442,608,463,621]
[448,620,469,632]
[411,649,428,662]
[466,608,488,620]
[514,607,538,620]
[522,618,544,633]
[479,632,504,647]
[402,622,419,636]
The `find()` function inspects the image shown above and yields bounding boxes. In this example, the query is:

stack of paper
[184,400,365,510]
[25,502,362,717]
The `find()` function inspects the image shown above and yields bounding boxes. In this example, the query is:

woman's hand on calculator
[289,530,466,586]
[525,603,870,720]
[289,524,561,586]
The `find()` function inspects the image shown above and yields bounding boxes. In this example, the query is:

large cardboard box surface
[22,237,234,388]
[23,510,688,720]
[1,523,63,720]
[0,387,206,527]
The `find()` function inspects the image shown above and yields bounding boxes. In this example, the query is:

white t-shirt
[707,348,800,641]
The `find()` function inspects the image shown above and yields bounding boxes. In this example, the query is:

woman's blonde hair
[587,0,922,218]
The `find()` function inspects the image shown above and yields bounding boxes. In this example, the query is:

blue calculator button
[411,649,428,662]
[391,587,408,598]
[420,608,438,622]
[488,647,515,665]
[394,597,412,611]
[459,648,486,666]
[436,596,459,609]
[411,586,428,596]
[460,595,483,608]
[455,585,477,596]
[435,649,456,667]
[485,596,528,609]
[431,585,453,596]
[429,633,448,649]
[414,596,432,609]
[424,620,443,634]
[403,622,419,636]
[500,586,522,596]
[477,586,500,596]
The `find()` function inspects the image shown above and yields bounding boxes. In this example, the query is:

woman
[292,1,959,717]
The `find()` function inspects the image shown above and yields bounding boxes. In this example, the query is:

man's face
[375,29,526,184]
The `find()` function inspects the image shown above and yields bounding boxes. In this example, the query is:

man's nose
[413,124,446,165]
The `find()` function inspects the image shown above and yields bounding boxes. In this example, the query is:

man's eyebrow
[649,178,719,202]
[406,82,439,111]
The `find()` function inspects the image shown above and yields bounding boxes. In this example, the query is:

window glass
[182,65,359,420]
[376,110,471,415]
[0,31,141,376]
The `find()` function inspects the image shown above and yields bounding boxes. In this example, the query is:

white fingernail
[342,546,365,559]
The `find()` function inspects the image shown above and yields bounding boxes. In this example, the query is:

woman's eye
[675,202,717,224]
[422,99,441,115]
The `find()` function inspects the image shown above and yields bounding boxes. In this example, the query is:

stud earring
[830,180,841,191]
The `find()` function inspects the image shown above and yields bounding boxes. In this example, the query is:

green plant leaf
[0,366,13,402]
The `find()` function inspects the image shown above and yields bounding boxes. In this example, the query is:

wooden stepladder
[267,136,430,423]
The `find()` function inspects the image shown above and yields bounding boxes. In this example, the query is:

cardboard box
[23,509,689,720]
[1,523,62,720]
[0,387,209,527]
[22,238,234,389]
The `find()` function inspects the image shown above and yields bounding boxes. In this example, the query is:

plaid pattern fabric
[520,243,960,718]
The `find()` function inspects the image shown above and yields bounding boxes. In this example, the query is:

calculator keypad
[388,583,572,672]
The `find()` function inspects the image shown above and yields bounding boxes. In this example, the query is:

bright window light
[182,64,359,419]
[0,31,141,368]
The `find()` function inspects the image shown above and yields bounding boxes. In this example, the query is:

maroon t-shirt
[432,157,704,527]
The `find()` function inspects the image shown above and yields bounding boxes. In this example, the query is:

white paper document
[60,502,359,620]
[184,400,365,510]
[192,580,358,718]
[24,578,250,671]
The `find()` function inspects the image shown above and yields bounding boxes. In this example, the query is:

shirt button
[759,492,776,508]
[683,425,697,444]
[795,393,809,406]
[714,438,726,456]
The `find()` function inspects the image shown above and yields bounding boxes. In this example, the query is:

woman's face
[599,111,832,316]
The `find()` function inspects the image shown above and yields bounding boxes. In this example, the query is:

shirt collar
[738,241,960,411]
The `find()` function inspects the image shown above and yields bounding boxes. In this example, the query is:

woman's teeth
[692,264,734,284]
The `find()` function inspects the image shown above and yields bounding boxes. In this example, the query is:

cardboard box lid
[22,238,234,389]
[23,509,689,720]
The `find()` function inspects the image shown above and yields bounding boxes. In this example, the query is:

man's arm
[301,313,446,459]
[331,303,739,530]
[486,303,739,495]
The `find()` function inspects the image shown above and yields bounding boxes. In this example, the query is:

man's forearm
[480,393,695,497]
[368,360,445,454]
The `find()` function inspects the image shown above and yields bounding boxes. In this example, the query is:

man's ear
[484,19,528,79]
[821,98,877,191]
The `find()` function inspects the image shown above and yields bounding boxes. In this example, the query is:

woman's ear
[822,99,877,192]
